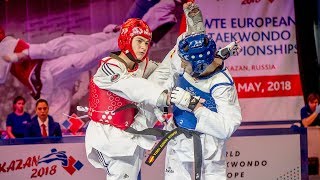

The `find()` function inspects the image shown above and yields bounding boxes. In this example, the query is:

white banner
[0,132,304,180]
[0,142,104,180]
[141,132,303,180]
[225,134,301,179]
[196,0,304,121]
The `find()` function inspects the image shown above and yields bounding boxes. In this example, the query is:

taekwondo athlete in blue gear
[147,2,243,179]
[172,33,217,130]
[148,32,242,180]
[168,33,242,180]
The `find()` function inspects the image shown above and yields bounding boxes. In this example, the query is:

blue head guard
[178,33,216,77]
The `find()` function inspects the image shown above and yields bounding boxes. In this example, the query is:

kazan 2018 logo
[38,148,83,175]
[0,148,83,178]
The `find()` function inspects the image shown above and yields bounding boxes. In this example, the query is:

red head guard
[118,18,152,61]
[0,27,5,42]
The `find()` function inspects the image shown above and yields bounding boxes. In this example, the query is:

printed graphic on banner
[141,131,304,180]
[225,134,302,179]
[62,113,85,135]
[38,148,83,175]
[197,0,304,121]
[0,148,83,178]
[234,75,303,98]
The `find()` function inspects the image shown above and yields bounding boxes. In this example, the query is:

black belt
[125,127,203,180]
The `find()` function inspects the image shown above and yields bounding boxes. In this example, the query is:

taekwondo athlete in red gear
[148,2,242,180]
[0,28,43,99]
[0,0,179,127]
[85,18,171,180]
[0,29,118,125]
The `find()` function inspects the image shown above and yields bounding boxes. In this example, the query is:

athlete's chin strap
[126,52,143,63]
[190,71,201,78]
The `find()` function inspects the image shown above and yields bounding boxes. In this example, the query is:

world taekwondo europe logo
[38,148,83,175]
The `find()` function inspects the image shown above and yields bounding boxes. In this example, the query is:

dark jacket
[25,115,62,137]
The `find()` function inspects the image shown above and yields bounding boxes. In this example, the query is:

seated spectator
[25,99,62,137]
[6,96,31,138]
[300,93,320,127]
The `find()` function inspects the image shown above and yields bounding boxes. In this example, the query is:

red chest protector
[88,58,138,130]
[10,39,43,99]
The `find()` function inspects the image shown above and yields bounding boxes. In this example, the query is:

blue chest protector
[173,74,217,130]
